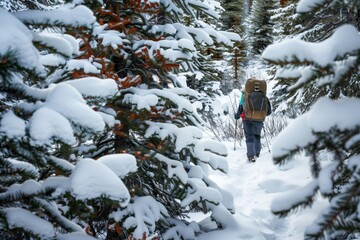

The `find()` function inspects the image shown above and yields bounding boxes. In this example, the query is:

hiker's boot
[248,156,256,163]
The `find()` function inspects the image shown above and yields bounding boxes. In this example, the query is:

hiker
[234,78,271,162]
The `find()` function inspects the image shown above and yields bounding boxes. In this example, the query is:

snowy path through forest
[220,142,292,239]
[198,140,327,240]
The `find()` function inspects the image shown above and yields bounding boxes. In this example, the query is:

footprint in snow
[258,179,298,193]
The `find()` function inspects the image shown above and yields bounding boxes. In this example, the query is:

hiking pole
[263,126,271,153]
[238,120,243,147]
[234,120,238,150]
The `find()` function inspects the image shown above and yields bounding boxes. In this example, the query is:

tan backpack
[243,78,268,121]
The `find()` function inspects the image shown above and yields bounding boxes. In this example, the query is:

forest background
[0,0,359,239]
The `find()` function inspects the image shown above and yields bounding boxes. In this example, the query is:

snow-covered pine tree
[247,0,253,12]
[269,0,360,114]
[265,0,303,116]
[0,2,135,239]
[248,0,277,55]
[220,0,247,92]
[221,0,245,33]
[74,0,241,239]
[0,0,53,11]
[262,0,360,238]
[271,0,300,40]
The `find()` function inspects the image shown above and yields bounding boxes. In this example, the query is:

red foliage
[280,0,287,7]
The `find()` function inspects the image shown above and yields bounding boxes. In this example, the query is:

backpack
[243,78,269,121]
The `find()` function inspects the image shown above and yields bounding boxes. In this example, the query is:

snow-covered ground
[194,139,329,239]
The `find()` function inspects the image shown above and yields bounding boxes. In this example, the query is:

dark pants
[243,120,264,158]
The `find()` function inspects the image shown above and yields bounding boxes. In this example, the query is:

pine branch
[305,176,360,239]
[32,197,84,232]
[272,180,319,217]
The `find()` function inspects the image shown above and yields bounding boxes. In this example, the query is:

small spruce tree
[249,0,277,55]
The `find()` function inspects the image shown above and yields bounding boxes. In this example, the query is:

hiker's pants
[243,120,264,158]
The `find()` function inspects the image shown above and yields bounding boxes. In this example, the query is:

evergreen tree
[271,0,301,40]
[0,0,240,238]
[73,0,240,238]
[220,0,247,92]
[0,1,132,239]
[221,0,245,33]
[263,0,360,238]
[249,0,277,55]
[266,0,303,116]
[269,0,360,114]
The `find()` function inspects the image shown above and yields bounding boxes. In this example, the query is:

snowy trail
[208,142,289,239]
[203,140,321,239]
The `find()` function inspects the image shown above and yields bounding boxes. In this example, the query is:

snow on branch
[149,22,240,48]
[208,204,238,229]
[159,0,184,17]
[2,207,55,239]
[149,24,177,36]
[33,32,78,57]
[97,154,138,179]
[307,98,360,132]
[262,24,360,67]
[134,39,197,63]
[296,0,327,13]
[276,109,307,143]
[122,88,196,113]
[347,155,360,172]
[145,121,202,152]
[33,197,83,232]
[13,5,96,28]
[70,159,130,206]
[272,97,360,160]
[154,153,188,184]
[305,175,360,238]
[318,161,339,195]
[0,180,41,203]
[181,180,222,207]
[162,218,200,239]
[63,77,118,98]
[0,176,71,202]
[16,76,117,101]
[0,9,45,75]
[41,176,71,197]
[193,21,240,46]
[271,180,319,216]
[66,60,100,74]
[45,84,105,132]
[2,158,39,179]
[144,121,229,172]
[187,0,219,19]
[57,232,97,240]
[203,176,235,213]
[97,29,127,49]
[167,86,199,98]
[111,196,169,239]
[193,139,229,173]
[48,156,75,173]
[0,111,26,139]
[29,107,76,145]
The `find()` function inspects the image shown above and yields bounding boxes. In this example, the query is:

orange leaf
[114,223,123,235]
[146,142,156,149]
[127,26,138,35]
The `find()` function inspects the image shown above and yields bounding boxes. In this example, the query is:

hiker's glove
[234,113,240,120]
